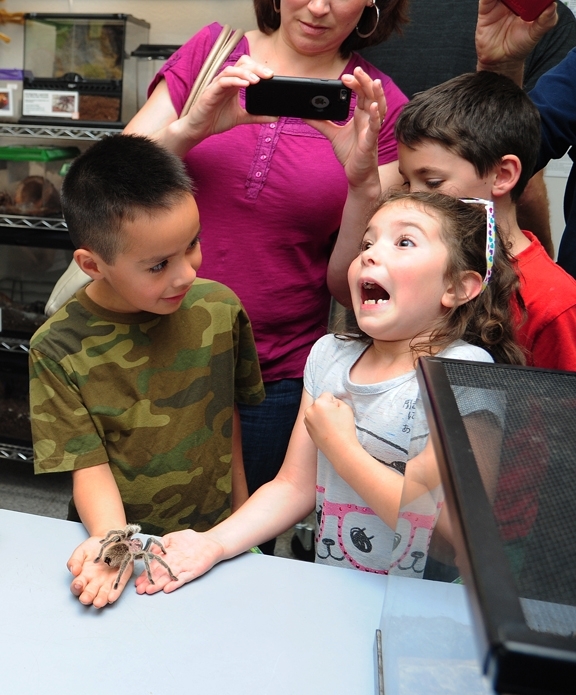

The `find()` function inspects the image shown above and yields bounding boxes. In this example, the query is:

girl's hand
[304,392,360,461]
[476,0,558,72]
[181,55,277,142]
[307,66,384,189]
[134,530,225,595]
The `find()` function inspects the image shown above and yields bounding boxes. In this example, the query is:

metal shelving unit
[0,123,117,463]
[0,123,121,142]
[0,123,120,247]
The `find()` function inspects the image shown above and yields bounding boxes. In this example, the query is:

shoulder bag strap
[180,24,244,117]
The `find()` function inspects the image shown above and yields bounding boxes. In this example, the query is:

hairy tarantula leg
[94,531,124,562]
[142,536,167,554]
[94,537,120,563]
[141,555,156,585]
[112,556,133,590]
[148,553,178,582]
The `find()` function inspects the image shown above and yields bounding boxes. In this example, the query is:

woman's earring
[356,2,380,39]
[273,0,281,13]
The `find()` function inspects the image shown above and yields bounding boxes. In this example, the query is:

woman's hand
[126,55,278,157]
[308,66,384,190]
[476,0,558,81]
[179,56,278,142]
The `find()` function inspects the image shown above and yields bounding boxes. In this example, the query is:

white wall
[544,160,571,260]
[0,0,257,66]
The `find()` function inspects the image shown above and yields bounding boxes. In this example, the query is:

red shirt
[514,231,576,371]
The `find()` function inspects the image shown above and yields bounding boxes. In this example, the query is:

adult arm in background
[529,48,576,275]
[475,0,559,256]
[475,0,558,86]
[523,0,576,92]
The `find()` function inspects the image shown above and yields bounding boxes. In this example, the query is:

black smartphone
[245,76,352,120]
[500,0,554,22]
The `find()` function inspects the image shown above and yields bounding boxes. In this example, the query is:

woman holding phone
[125,0,408,552]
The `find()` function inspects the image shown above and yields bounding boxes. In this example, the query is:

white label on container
[23,90,79,119]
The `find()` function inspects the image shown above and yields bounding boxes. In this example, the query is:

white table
[0,509,386,695]
[0,509,492,694]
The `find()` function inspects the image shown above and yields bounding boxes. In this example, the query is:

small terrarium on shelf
[0,145,80,217]
[22,13,150,125]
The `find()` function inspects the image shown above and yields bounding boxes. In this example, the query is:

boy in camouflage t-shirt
[29,135,264,608]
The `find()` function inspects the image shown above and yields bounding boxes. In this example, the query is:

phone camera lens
[340,89,348,101]
[311,95,330,109]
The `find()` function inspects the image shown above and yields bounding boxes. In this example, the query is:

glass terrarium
[132,44,181,111]
[22,13,150,125]
[0,145,80,217]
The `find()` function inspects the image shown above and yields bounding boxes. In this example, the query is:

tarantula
[94,524,178,589]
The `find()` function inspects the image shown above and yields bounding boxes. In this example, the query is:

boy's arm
[231,404,248,511]
[134,390,318,595]
[67,463,130,609]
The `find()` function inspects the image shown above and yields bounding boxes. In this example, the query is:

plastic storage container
[0,70,31,123]
[0,145,80,217]
[132,44,180,110]
[21,13,150,125]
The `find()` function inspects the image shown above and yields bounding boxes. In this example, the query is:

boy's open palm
[68,536,130,608]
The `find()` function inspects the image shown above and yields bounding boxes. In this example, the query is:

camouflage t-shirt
[29,279,265,535]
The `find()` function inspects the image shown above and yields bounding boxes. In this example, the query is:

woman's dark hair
[253,0,409,57]
[338,190,526,365]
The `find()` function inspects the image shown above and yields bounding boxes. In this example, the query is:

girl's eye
[398,237,415,248]
[149,260,168,274]
[426,180,443,189]
[360,239,373,252]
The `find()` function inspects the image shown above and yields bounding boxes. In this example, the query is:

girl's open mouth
[361,281,390,305]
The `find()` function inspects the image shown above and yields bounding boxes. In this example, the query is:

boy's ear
[491,155,522,199]
[73,248,105,281]
[442,270,483,308]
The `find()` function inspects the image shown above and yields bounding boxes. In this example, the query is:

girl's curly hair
[338,190,526,365]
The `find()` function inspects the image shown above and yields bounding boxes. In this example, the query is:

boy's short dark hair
[62,134,194,263]
[395,71,541,202]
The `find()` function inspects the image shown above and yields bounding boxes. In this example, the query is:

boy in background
[395,69,576,372]
[29,134,264,608]
[394,69,576,577]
